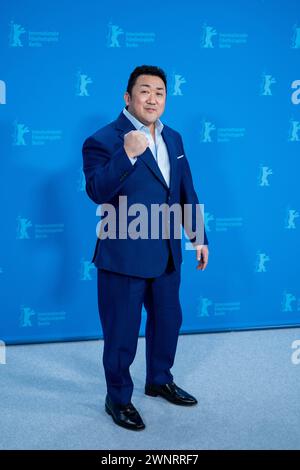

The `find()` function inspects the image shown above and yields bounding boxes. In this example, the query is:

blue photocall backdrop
[1,0,300,344]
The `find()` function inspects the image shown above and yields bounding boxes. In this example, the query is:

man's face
[124,74,166,126]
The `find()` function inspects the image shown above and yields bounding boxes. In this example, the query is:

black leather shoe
[145,382,198,406]
[105,395,145,431]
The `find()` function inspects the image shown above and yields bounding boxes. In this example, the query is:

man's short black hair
[126,65,167,96]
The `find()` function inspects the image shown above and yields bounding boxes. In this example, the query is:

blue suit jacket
[82,111,208,278]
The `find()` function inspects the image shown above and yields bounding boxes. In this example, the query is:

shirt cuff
[127,155,137,165]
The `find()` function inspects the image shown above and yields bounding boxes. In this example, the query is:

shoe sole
[105,404,146,431]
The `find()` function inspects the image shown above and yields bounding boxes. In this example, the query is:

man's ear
[124,91,130,107]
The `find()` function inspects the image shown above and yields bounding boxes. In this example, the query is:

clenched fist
[124,130,149,158]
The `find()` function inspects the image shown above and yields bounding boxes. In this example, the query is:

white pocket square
[177,154,184,159]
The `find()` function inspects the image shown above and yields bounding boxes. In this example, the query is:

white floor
[1,328,300,449]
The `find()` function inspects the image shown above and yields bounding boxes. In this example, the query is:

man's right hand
[124,130,149,158]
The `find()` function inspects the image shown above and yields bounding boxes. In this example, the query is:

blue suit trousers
[97,253,183,405]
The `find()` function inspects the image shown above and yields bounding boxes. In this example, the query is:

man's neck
[127,108,155,133]
[125,107,156,142]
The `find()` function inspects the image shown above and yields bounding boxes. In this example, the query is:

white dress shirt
[123,107,170,187]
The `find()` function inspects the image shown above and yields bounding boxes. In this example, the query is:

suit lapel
[139,147,170,189]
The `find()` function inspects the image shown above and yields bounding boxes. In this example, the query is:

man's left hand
[195,245,209,271]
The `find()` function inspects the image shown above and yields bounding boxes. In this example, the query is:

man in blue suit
[82,65,209,431]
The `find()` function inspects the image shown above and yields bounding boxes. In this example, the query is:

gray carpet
[1,328,300,449]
